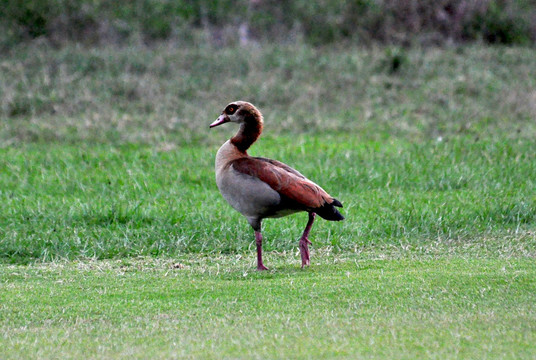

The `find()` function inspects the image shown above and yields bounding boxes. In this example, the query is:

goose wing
[230,157,334,210]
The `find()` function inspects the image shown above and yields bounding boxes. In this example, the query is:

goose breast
[216,163,281,219]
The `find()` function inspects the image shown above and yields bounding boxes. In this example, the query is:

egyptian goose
[210,101,344,270]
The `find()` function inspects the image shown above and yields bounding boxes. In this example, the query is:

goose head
[210,101,263,128]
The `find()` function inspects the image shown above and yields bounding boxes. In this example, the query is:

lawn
[1,136,535,262]
[2,251,536,359]
[1,42,536,358]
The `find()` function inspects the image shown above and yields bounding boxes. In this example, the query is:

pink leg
[255,231,269,271]
[299,212,316,268]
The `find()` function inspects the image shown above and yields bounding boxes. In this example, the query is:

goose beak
[210,114,229,128]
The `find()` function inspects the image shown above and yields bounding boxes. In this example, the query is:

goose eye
[226,105,237,114]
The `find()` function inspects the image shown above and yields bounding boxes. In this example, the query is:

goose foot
[257,263,269,271]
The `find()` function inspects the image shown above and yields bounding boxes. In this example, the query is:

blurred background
[3,0,536,47]
[1,0,535,146]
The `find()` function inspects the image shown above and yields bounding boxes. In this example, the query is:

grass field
[2,253,535,359]
[1,42,536,358]
[1,136,536,263]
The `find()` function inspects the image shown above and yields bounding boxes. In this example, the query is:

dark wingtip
[333,211,345,221]
[315,201,345,221]
[332,198,343,208]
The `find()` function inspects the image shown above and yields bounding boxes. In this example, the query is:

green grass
[1,42,536,358]
[1,135,535,263]
[2,44,536,145]
[2,252,535,359]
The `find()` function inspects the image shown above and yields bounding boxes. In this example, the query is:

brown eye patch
[225,105,238,114]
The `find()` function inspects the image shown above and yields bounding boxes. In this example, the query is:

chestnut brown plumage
[210,101,344,270]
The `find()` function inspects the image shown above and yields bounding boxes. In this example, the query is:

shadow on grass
[0,249,42,265]
[74,208,159,227]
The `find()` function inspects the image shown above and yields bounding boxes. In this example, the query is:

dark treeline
[2,0,535,48]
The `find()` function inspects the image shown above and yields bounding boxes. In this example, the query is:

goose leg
[255,231,269,271]
[299,212,316,268]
